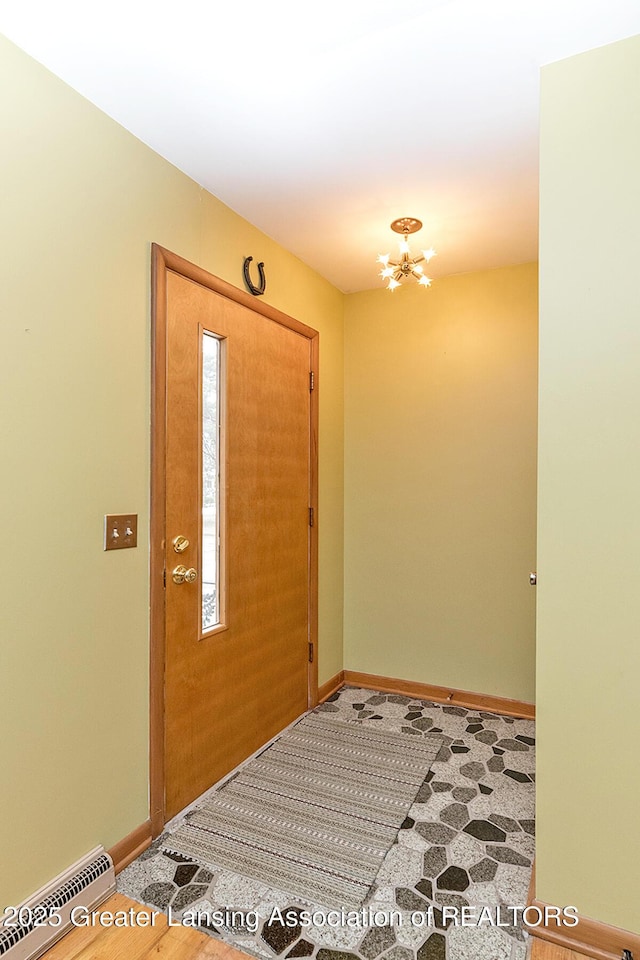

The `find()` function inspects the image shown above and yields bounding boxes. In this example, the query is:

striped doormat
[163,712,443,908]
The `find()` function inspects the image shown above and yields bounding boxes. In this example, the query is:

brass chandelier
[377,217,436,290]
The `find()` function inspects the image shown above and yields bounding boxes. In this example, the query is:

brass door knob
[172,535,190,554]
[172,565,198,584]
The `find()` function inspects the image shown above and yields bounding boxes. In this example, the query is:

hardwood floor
[530,937,591,960]
[42,893,250,960]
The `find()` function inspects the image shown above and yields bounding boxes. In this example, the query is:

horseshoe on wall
[243,256,266,296]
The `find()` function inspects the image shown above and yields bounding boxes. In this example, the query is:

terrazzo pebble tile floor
[119,686,535,960]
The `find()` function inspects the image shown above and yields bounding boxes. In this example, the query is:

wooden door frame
[149,244,319,838]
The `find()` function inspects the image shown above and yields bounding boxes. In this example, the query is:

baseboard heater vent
[0,846,115,960]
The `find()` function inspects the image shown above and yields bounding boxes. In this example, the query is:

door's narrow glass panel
[202,333,221,631]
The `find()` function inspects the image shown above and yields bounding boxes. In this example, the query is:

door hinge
[309,371,315,392]
[309,507,314,527]
[308,642,314,663]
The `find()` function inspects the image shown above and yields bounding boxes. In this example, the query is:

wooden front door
[151,247,318,829]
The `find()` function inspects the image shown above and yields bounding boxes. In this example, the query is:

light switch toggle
[104,514,138,550]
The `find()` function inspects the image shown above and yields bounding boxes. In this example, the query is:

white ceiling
[1,0,639,291]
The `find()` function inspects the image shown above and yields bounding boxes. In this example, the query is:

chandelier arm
[393,270,403,281]
[413,254,425,264]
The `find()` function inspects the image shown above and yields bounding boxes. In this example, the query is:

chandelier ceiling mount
[377,217,436,291]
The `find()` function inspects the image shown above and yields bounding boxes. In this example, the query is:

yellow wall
[537,35,640,931]
[0,27,544,919]
[0,34,343,909]
[343,264,538,702]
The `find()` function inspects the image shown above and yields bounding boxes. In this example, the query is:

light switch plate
[104,514,138,550]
